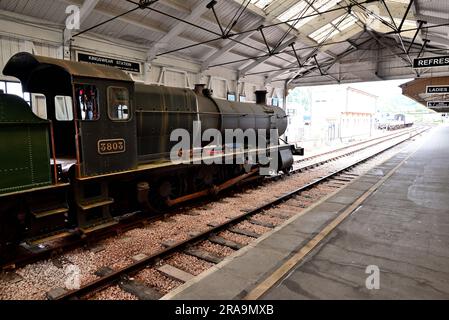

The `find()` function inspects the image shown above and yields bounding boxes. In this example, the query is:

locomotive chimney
[194,84,205,95]
[203,88,212,98]
[255,90,268,105]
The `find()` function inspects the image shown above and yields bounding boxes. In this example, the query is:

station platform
[163,125,449,300]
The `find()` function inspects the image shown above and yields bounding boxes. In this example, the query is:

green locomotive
[0,52,300,255]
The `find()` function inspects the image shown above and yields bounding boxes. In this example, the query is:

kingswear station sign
[77,53,141,73]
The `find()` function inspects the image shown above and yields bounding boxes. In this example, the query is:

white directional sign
[426,86,449,94]
[427,101,449,108]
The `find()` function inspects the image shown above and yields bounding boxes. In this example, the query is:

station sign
[426,86,449,94]
[77,53,141,73]
[427,101,449,108]
[413,56,449,69]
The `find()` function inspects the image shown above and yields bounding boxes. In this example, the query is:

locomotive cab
[4,52,138,179]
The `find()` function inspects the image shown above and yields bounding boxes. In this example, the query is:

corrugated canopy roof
[0,0,447,86]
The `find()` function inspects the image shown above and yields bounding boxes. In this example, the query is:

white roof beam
[159,0,190,14]
[59,0,167,34]
[201,17,265,71]
[147,0,210,61]
[238,36,297,77]
[367,31,411,66]
[231,0,340,72]
[416,14,449,25]
[59,0,217,52]
[266,61,300,82]
[57,0,274,66]
[426,34,449,47]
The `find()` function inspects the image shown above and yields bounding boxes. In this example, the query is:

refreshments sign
[413,56,449,69]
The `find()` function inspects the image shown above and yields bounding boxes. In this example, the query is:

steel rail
[293,127,420,165]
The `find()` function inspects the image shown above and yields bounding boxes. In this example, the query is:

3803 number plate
[97,139,126,155]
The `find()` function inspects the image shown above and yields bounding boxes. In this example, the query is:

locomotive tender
[0,52,299,252]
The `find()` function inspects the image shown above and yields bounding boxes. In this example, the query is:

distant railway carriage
[376,113,414,130]
[0,52,301,253]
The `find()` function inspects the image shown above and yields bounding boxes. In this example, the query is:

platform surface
[164,126,449,300]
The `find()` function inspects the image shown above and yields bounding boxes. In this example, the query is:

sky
[346,79,414,99]
[304,78,415,100]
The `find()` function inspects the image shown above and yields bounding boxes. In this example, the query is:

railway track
[0,127,423,271]
[293,127,415,165]
[50,127,428,300]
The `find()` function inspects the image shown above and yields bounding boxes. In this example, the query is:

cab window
[108,86,130,121]
[75,84,99,120]
[55,96,73,121]
[31,93,47,119]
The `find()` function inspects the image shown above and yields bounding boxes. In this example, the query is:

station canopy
[0,0,448,88]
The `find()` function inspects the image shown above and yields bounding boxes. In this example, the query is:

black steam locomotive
[0,52,300,253]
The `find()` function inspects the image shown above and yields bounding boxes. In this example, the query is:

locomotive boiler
[0,52,300,253]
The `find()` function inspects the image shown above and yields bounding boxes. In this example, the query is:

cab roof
[3,52,133,85]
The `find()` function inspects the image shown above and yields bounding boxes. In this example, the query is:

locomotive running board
[80,220,119,235]
[75,146,282,181]
[22,231,74,249]
[165,169,259,207]
[0,183,70,198]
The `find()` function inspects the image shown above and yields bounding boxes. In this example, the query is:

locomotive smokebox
[255,90,268,105]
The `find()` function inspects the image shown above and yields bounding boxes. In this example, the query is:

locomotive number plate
[97,139,126,155]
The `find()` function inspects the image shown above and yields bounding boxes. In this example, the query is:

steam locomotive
[0,52,300,253]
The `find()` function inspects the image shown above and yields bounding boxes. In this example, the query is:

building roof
[400,76,449,112]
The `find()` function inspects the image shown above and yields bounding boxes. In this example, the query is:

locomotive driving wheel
[148,175,185,212]
[193,166,219,192]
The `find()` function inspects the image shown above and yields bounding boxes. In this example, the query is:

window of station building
[55,96,74,121]
[227,92,236,101]
[272,97,279,107]
[75,84,99,121]
[108,86,130,121]
[239,95,246,102]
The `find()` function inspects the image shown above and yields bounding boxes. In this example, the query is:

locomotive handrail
[135,109,283,118]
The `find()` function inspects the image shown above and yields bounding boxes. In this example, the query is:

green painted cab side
[0,93,51,194]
